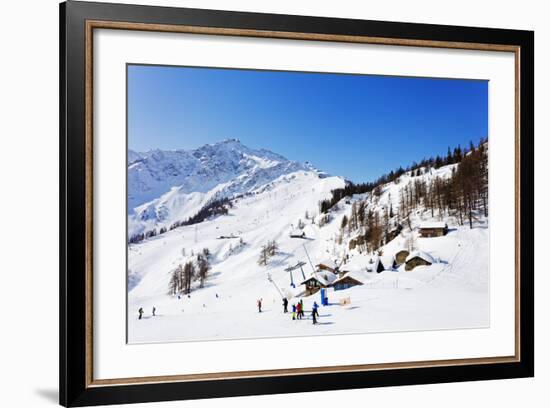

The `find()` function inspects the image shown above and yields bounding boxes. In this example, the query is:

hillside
[127,141,489,344]
[128,139,322,238]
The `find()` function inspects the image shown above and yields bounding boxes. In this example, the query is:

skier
[152,306,156,317]
[313,301,320,318]
[311,308,317,325]
[282,297,289,313]
[138,307,144,320]
[257,298,262,313]
[299,299,304,318]
[296,302,302,319]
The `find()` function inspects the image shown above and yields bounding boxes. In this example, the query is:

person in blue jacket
[312,301,320,318]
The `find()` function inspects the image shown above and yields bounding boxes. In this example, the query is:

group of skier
[282,298,320,324]
[291,299,305,320]
[254,297,320,324]
[138,306,156,320]
[139,295,319,324]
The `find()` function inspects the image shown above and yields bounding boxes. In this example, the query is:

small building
[366,255,396,273]
[335,266,351,278]
[316,259,338,273]
[300,273,334,296]
[289,229,306,239]
[380,255,397,271]
[394,249,410,266]
[405,250,435,271]
[366,257,385,273]
[331,272,364,291]
[418,222,448,238]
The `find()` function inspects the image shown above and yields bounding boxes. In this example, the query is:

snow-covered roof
[300,272,337,287]
[341,256,366,272]
[379,255,395,269]
[366,255,394,271]
[289,229,305,236]
[405,250,436,264]
[316,259,337,269]
[418,222,447,229]
[332,271,365,286]
[366,257,380,272]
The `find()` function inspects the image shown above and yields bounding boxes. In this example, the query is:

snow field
[128,168,489,343]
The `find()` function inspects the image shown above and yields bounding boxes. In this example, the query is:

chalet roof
[316,258,337,269]
[366,255,394,272]
[366,257,380,272]
[379,255,395,269]
[332,271,364,286]
[418,222,447,230]
[300,272,337,287]
[340,255,364,271]
[405,250,436,264]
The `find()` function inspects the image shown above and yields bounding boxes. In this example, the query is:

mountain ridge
[128,139,331,238]
[128,139,321,208]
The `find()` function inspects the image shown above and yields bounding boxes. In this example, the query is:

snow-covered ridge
[128,139,324,237]
[128,139,320,208]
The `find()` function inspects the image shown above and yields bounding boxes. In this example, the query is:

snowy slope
[127,151,489,344]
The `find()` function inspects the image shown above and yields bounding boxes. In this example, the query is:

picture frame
[60,1,534,406]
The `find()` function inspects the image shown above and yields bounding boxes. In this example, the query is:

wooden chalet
[418,222,448,238]
[405,251,435,271]
[316,259,338,273]
[394,249,410,266]
[332,272,364,291]
[300,273,334,296]
[367,255,396,273]
[289,229,306,239]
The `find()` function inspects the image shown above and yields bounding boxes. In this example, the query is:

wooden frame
[60,1,534,406]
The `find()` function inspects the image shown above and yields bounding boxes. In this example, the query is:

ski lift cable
[267,273,284,298]
[302,243,316,275]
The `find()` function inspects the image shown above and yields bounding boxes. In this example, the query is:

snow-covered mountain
[127,141,489,343]
[128,139,325,237]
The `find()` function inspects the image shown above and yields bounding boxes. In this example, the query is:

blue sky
[128,64,488,183]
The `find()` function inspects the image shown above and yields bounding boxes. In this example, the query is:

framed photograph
[60,1,534,406]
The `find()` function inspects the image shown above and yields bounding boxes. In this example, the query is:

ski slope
[127,164,489,344]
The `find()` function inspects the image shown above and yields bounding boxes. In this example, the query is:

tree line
[398,140,488,229]
[334,140,488,254]
[318,141,482,214]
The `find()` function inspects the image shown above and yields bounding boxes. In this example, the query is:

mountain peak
[221,138,241,144]
[127,140,322,213]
